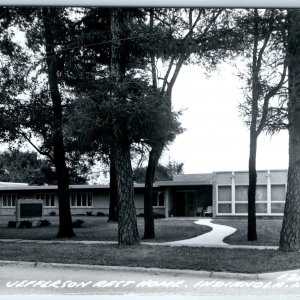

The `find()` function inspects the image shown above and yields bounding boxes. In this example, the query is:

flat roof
[0,169,286,192]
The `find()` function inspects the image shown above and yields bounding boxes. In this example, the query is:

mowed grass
[213,218,283,246]
[1,242,300,274]
[1,216,299,273]
[0,216,211,242]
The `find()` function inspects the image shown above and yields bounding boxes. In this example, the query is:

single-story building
[0,169,287,218]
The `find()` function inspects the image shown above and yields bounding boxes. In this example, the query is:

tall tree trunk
[279,9,300,252]
[143,144,164,239]
[113,143,139,245]
[42,7,75,238]
[247,9,259,242]
[248,131,257,241]
[142,9,162,239]
[111,8,139,245]
[108,155,118,222]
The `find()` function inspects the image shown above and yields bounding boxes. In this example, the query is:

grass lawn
[0,216,211,242]
[0,216,299,273]
[213,218,283,246]
[1,242,300,274]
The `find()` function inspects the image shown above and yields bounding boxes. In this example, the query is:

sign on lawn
[16,199,43,226]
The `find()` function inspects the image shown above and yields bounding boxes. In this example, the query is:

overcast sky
[161,63,289,174]
[3,4,290,179]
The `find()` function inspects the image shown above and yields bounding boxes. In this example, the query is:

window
[152,191,165,207]
[70,193,93,207]
[218,186,231,202]
[271,185,286,214]
[218,203,232,214]
[235,185,267,202]
[235,185,267,214]
[256,185,267,201]
[271,185,286,202]
[2,194,20,207]
[36,193,55,207]
[217,186,232,215]
[235,186,247,202]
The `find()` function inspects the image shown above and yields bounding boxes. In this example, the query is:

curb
[0,259,260,281]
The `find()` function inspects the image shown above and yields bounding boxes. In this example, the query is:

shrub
[96,212,105,217]
[86,211,93,216]
[72,219,84,228]
[137,212,165,219]
[37,219,51,227]
[8,221,16,228]
[49,211,56,216]
[19,220,32,228]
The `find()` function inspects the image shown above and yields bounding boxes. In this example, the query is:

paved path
[0,218,278,250]
[161,218,237,247]
[154,218,277,250]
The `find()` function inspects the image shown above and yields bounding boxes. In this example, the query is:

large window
[217,186,232,214]
[218,186,231,202]
[271,185,286,214]
[70,192,93,207]
[271,185,286,202]
[152,191,165,207]
[2,194,20,207]
[234,185,267,214]
[235,186,247,202]
[36,193,55,207]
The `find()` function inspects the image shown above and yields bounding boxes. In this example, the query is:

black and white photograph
[0,0,300,298]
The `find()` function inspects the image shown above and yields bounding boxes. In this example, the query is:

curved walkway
[161,218,237,247]
[0,218,278,250]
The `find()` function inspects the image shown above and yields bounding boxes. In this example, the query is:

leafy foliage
[237,9,288,135]
[0,149,87,185]
[133,161,184,183]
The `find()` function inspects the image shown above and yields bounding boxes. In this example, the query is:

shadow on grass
[0,216,211,243]
[212,218,282,246]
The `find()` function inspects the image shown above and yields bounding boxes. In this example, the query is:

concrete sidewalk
[157,218,278,250]
[162,218,236,247]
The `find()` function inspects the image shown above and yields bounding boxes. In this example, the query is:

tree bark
[110,8,139,245]
[143,144,164,239]
[42,7,75,238]
[279,9,300,252]
[247,9,259,242]
[113,142,139,245]
[248,131,257,241]
[108,156,118,222]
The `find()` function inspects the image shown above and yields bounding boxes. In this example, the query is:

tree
[66,8,181,243]
[0,149,87,185]
[41,7,75,238]
[279,9,300,252]
[0,149,54,184]
[133,161,184,183]
[238,9,287,241]
[1,8,79,237]
[109,8,140,245]
[142,8,241,239]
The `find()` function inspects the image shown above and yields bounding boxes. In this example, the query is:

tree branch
[19,130,55,163]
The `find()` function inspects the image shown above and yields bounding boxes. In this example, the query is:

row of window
[218,185,286,202]
[217,184,286,215]
[2,193,94,208]
[1,191,166,208]
[218,202,286,214]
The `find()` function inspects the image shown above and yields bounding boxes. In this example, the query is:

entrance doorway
[175,191,197,216]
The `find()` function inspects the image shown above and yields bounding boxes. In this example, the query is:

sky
[162,63,289,174]
[2,5,290,180]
